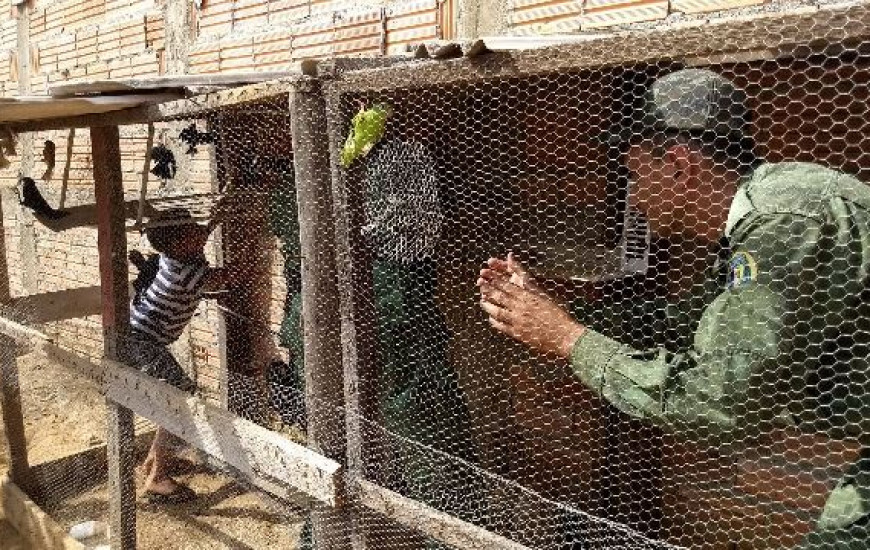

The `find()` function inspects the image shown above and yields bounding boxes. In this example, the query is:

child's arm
[201,197,236,293]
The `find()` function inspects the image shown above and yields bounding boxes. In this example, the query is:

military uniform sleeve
[569,213,824,442]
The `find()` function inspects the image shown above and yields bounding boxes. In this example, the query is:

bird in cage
[149,144,177,180]
[178,123,215,155]
[341,102,391,168]
[18,176,68,220]
[265,359,306,431]
[362,138,444,263]
[41,140,56,182]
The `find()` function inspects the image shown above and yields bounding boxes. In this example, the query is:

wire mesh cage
[320,5,870,549]
[2,3,870,550]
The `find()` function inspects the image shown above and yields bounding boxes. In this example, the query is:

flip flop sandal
[143,483,197,505]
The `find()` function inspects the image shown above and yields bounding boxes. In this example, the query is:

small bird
[19,176,68,220]
[178,124,215,155]
[149,145,177,180]
[41,140,56,182]
[128,250,160,306]
[341,103,391,168]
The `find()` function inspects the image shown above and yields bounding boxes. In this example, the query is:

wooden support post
[136,124,154,226]
[323,87,385,550]
[16,0,37,296]
[58,128,75,210]
[291,82,351,550]
[0,190,31,494]
[92,125,136,550]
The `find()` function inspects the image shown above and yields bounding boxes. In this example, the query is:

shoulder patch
[728,251,757,289]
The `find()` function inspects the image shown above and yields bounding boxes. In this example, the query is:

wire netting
[319,25,870,550]
[1,6,870,549]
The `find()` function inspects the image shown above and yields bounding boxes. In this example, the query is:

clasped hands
[477,253,586,359]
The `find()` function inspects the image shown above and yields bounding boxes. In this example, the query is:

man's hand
[477,253,586,358]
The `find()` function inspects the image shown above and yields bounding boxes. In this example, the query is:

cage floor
[43,463,305,550]
[0,518,33,549]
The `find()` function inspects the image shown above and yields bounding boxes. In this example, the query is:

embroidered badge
[728,251,757,289]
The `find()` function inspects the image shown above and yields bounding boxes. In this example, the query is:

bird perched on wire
[178,123,215,155]
[149,144,177,180]
[18,176,68,220]
[341,103,391,168]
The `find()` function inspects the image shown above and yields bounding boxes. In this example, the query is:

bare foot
[143,476,182,496]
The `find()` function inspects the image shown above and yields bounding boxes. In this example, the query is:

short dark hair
[145,209,196,253]
[644,129,759,176]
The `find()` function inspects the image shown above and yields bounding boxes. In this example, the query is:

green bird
[341,103,391,168]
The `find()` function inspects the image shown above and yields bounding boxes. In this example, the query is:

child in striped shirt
[124,206,230,504]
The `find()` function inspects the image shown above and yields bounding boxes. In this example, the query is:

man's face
[624,142,686,238]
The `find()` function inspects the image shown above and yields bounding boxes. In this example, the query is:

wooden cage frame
[1,1,869,548]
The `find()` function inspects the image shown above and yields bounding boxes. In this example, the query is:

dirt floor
[0,352,307,549]
[0,518,32,549]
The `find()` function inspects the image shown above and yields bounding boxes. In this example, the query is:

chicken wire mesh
[321,20,870,550]
[2,5,870,549]
[0,100,313,548]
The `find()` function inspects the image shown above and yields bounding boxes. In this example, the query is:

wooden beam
[49,71,317,97]
[0,314,55,345]
[0,191,30,493]
[0,476,86,550]
[324,83,383,550]
[136,124,155,226]
[58,128,75,210]
[102,358,343,506]
[357,480,533,550]
[9,106,156,133]
[40,343,105,385]
[7,59,411,133]
[28,199,155,234]
[291,81,351,549]
[92,124,136,550]
[330,1,870,93]
[93,126,130,358]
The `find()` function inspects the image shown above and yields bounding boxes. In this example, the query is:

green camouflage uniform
[570,161,870,548]
[565,69,870,547]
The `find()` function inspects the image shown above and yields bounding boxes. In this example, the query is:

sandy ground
[0,518,32,549]
[0,352,307,549]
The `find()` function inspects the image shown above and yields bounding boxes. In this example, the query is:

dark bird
[41,140,56,181]
[18,176,68,220]
[178,124,215,155]
[129,249,160,306]
[149,145,177,180]
[266,359,307,431]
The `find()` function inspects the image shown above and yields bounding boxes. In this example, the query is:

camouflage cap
[608,69,750,145]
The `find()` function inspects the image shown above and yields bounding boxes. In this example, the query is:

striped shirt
[130,254,211,344]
